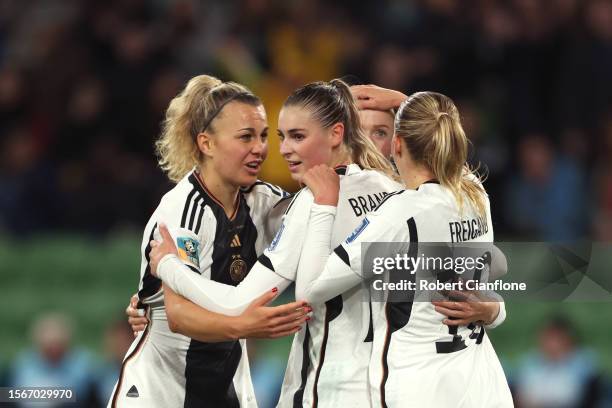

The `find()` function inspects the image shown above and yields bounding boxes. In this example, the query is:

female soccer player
[109,75,315,408]
[360,108,394,158]
[299,89,513,407]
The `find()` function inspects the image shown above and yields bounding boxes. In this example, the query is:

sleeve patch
[346,218,370,244]
[267,222,285,251]
[177,237,200,269]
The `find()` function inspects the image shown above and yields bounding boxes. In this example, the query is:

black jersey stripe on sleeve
[292,326,312,408]
[333,245,350,266]
[284,189,304,215]
[188,194,203,231]
[194,201,206,235]
[185,264,200,274]
[273,193,294,209]
[181,189,197,228]
[380,217,418,408]
[312,295,343,407]
[138,223,162,300]
[241,181,285,196]
[257,253,275,272]
[373,190,404,212]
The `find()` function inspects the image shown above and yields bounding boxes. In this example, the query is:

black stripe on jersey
[364,299,374,342]
[334,245,350,266]
[292,326,312,408]
[273,193,294,209]
[380,217,418,408]
[373,190,404,212]
[416,179,440,190]
[110,309,151,407]
[185,264,200,274]
[183,185,260,407]
[476,327,485,344]
[184,341,241,408]
[181,189,197,228]
[138,223,162,300]
[241,180,285,196]
[312,295,343,407]
[194,201,206,235]
[258,253,275,272]
[284,189,304,215]
[188,194,203,230]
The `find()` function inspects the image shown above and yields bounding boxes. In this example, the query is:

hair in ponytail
[283,78,397,179]
[156,75,261,182]
[395,91,486,218]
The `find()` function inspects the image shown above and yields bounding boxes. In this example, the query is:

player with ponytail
[299,88,513,407]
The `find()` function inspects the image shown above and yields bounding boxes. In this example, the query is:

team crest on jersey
[230,255,247,282]
[267,222,285,251]
[346,218,370,244]
[177,237,200,268]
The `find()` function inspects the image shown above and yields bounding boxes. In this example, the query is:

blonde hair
[395,91,486,218]
[283,78,397,179]
[156,75,261,182]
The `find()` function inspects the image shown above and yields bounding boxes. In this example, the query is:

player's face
[277,106,336,182]
[360,109,393,158]
[208,102,269,187]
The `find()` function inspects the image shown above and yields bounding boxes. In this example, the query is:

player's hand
[432,290,499,326]
[235,289,312,339]
[302,164,340,206]
[126,293,148,337]
[350,84,407,111]
[149,223,178,278]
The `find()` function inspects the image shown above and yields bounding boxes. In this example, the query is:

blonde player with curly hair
[109,75,315,408]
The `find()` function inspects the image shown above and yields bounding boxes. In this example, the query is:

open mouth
[287,160,302,172]
[245,160,261,174]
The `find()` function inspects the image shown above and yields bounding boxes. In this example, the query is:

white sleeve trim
[484,301,506,329]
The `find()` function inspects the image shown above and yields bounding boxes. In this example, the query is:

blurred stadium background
[1,0,611,406]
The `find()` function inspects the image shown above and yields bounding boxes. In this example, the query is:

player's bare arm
[350,84,408,111]
[164,285,310,341]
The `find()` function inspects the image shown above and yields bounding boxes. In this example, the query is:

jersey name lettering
[449,216,489,242]
[348,192,389,217]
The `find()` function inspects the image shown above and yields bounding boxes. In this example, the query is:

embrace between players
[111,76,514,407]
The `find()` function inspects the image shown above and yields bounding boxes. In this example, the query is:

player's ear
[393,134,402,158]
[197,132,214,158]
[329,122,344,148]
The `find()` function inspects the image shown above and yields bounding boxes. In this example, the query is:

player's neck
[197,165,239,218]
[329,148,352,169]
[402,165,435,190]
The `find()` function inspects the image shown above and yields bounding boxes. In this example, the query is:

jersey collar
[191,170,241,221]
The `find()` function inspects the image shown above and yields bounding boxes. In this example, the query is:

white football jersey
[304,181,513,408]
[277,164,402,408]
[109,169,287,408]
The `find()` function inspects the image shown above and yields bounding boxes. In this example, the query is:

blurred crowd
[1,0,611,240]
[2,311,610,408]
[2,2,612,406]
[0,313,134,407]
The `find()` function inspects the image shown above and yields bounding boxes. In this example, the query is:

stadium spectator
[513,315,607,408]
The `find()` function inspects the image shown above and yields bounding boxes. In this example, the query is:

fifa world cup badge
[177,237,200,269]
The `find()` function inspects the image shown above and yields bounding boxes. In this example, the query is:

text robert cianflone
[371,253,486,275]
[371,279,527,292]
